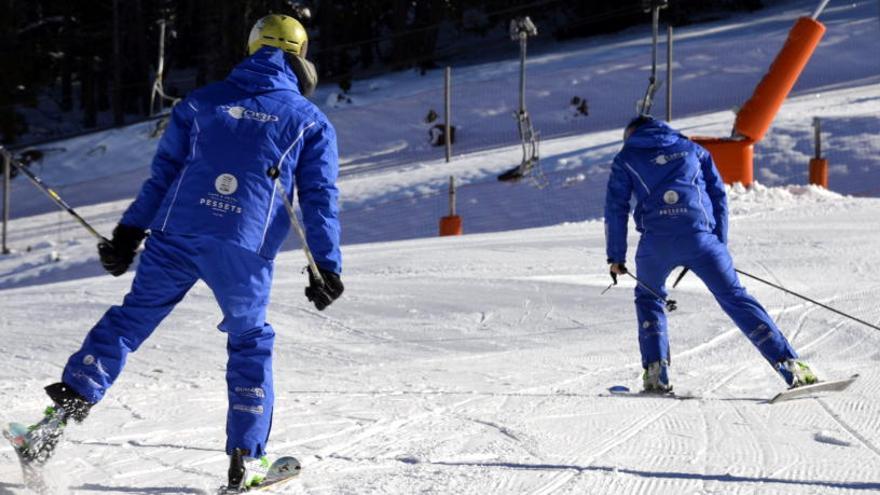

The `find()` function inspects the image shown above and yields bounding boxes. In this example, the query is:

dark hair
[626,114,654,133]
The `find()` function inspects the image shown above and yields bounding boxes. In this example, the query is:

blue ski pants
[62,232,276,457]
[633,232,797,369]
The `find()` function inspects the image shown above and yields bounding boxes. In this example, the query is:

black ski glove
[609,262,628,285]
[305,268,344,311]
[98,224,146,277]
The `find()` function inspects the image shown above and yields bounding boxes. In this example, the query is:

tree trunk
[81,58,97,128]
[389,0,411,69]
[112,0,124,125]
[61,13,73,112]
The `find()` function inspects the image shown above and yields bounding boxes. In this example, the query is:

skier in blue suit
[25,15,341,490]
[604,116,817,393]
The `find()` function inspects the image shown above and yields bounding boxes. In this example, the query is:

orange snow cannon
[691,1,830,187]
[690,137,755,187]
[733,17,826,142]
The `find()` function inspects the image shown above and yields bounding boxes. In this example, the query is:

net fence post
[444,66,452,163]
[448,175,456,216]
[666,24,673,122]
[2,148,10,255]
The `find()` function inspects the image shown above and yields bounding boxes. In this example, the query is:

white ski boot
[225,448,270,492]
[642,360,673,394]
[776,359,818,388]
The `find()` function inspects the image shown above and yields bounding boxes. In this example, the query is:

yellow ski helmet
[247,15,308,57]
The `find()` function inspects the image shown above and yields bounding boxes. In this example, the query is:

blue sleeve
[120,99,196,229]
[604,155,633,263]
[698,147,728,244]
[294,120,342,274]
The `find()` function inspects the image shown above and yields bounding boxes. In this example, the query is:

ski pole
[601,265,678,312]
[672,267,689,288]
[735,268,880,332]
[674,266,878,331]
[7,157,109,243]
[626,271,678,312]
[267,167,324,288]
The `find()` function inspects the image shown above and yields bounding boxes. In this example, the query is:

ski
[769,374,859,404]
[4,423,51,495]
[218,456,302,493]
[604,385,698,400]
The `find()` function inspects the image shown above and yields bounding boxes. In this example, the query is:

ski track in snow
[3,2,880,493]
[3,191,880,494]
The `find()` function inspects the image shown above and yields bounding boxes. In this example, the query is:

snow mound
[728,181,845,203]
[726,181,848,216]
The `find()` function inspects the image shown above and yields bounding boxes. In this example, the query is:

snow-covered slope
[2,184,880,494]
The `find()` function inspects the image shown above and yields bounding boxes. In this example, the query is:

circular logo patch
[226,106,245,119]
[215,174,238,195]
[83,355,95,366]
[663,190,679,205]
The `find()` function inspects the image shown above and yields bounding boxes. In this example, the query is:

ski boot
[776,359,818,388]
[44,382,92,423]
[642,360,673,394]
[225,448,270,492]
[5,383,91,465]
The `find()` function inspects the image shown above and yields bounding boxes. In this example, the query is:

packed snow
[2,0,880,493]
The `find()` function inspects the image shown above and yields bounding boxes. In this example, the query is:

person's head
[246,14,318,96]
[623,114,655,142]
[247,14,308,57]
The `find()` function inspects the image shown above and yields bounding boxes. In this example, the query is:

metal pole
[640,2,665,115]
[444,66,452,163]
[811,0,832,20]
[448,176,456,216]
[813,117,822,158]
[519,33,527,114]
[158,19,166,114]
[666,24,673,122]
[151,19,167,116]
[651,7,659,86]
[2,149,10,254]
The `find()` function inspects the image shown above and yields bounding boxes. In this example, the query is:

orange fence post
[439,176,462,236]
[809,158,828,188]
[808,116,828,187]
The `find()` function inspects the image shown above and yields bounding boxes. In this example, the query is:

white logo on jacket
[215,173,238,195]
[653,151,688,165]
[663,190,679,205]
[222,105,279,123]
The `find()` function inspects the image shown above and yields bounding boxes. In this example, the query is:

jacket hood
[227,47,301,94]
[625,119,684,149]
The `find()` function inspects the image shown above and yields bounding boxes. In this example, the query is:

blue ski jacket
[604,119,728,263]
[120,47,341,273]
